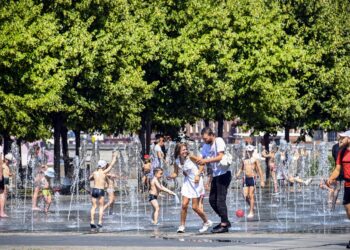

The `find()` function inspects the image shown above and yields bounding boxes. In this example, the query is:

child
[103,172,118,215]
[33,165,47,210]
[262,145,278,193]
[0,150,6,218]
[236,145,265,219]
[149,167,176,225]
[41,167,55,213]
[141,155,151,191]
[89,152,117,230]
[2,154,13,215]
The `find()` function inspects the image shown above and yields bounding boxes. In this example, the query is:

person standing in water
[197,127,232,233]
[0,149,7,218]
[236,145,265,218]
[2,153,13,214]
[149,167,176,225]
[89,152,117,230]
[168,143,213,233]
[262,144,278,193]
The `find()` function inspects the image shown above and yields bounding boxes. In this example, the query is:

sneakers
[199,220,213,233]
[211,226,228,233]
[213,221,231,230]
[177,225,185,233]
[304,178,312,186]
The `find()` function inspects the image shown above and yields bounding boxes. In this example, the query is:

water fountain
[1,138,350,234]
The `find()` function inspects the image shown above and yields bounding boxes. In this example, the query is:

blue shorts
[244,177,255,187]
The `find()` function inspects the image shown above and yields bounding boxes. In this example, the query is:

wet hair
[153,167,163,175]
[201,127,214,136]
[174,142,188,160]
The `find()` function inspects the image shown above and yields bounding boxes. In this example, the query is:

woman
[168,143,212,233]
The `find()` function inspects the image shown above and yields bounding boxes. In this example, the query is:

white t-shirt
[201,137,227,177]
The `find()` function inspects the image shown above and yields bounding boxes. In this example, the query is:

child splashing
[236,145,265,219]
[149,167,176,225]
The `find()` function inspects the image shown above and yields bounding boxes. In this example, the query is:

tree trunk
[17,139,24,187]
[61,125,69,177]
[145,119,152,154]
[217,115,224,138]
[263,132,270,181]
[53,114,62,180]
[285,126,290,142]
[204,119,209,127]
[3,132,11,155]
[138,125,146,157]
[74,129,80,156]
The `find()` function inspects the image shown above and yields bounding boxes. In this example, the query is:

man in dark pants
[198,127,232,233]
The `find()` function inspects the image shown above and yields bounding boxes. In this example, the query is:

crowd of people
[0,128,349,236]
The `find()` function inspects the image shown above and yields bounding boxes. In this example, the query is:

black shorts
[343,187,350,205]
[4,178,9,185]
[0,178,4,190]
[91,188,105,198]
[244,177,255,187]
[148,194,158,202]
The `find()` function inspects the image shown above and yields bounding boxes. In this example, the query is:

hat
[4,153,13,161]
[246,145,255,151]
[97,160,107,168]
[44,168,55,178]
[339,130,350,137]
[144,154,150,159]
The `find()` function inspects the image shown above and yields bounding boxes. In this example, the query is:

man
[198,127,231,233]
[327,130,350,219]
[89,152,117,230]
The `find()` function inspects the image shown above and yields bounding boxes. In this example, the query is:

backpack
[338,147,350,182]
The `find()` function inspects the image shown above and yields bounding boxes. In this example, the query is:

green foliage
[0,0,349,139]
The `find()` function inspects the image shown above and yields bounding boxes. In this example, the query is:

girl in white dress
[168,143,212,233]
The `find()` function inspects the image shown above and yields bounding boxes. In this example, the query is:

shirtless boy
[89,152,117,230]
[236,145,265,219]
[149,167,176,225]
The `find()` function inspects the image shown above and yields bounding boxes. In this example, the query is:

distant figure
[262,144,278,193]
[33,165,47,210]
[149,168,175,225]
[2,153,13,215]
[141,155,151,192]
[0,150,7,218]
[236,145,265,218]
[89,152,117,230]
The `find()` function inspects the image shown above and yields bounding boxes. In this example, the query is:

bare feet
[0,213,9,218]
[32,207,41,211]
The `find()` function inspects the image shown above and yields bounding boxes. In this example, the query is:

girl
[168,143,212,233]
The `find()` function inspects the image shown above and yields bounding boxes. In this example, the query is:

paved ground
[0,231,349,250]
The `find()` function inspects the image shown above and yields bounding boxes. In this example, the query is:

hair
[201,127,214,136]
[174,142,188,160]
[144,159,151,164]
[153,167,163,175]
[154,134,164,144]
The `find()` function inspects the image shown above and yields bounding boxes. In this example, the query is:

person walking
[197,127,232,233]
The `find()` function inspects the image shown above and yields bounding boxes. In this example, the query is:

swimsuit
[3,177,9,185]
[106,188,115,193]
[42,188,52,197]
[243,177,255,187]
[148,194,158,202]
[91,188,105,198]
